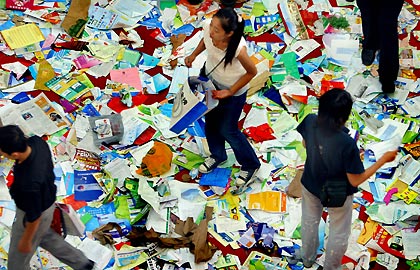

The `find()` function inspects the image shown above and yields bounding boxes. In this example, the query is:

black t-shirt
[296,114,364,198]
[9,136,57,222]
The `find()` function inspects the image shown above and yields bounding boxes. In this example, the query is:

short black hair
[0,125,28,155]
[317,88,353,131]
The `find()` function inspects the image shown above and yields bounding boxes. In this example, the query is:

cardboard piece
[61,0,91,38]
[169,34,187,69]
[286,169,303,198]
[34,59,56,91]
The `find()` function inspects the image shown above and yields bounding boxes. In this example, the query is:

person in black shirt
[296,89,397,269]
[0,125,94,270]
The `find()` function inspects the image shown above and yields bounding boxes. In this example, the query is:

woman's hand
[212,89,232,99]
[380,150,398,163]
[185,39,205,68]
[184,55,196,68]
[348,149,399,187]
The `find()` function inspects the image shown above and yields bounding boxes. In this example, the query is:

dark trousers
[204,92,260,171]
[356,0,404,83]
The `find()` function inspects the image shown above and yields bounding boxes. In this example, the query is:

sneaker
[302,259,323,269]
[230,168,259,195]
[82,259,95,270]
[303,261,314,268]
[235,167,259,187]
[198,157,226,174]
[361,48,376,66]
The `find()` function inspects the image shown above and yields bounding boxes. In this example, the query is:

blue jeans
[204,92,260,170]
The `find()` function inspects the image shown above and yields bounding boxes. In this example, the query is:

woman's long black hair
[213,7,245,68]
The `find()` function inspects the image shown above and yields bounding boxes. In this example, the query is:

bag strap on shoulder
[204,56,226,77]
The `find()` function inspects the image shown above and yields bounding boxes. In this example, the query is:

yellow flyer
[1,23,45,49]
[247,191,287,213]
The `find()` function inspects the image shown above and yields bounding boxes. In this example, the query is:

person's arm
[347,150,398,187]
[18,216,41,253]
[212,46,257,99]
[185,38,206,67]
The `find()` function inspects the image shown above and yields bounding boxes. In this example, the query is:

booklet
[5,0,34,11]
[45,73,90,102]
[74,170,104,202]
[72,148,101,171]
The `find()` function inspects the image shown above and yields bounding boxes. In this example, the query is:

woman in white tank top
[185,7,261,190]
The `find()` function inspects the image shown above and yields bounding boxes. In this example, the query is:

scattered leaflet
[0,23,45,49]
[72,149,101,171]
[246,191,287,213]
[0,93,69,136]
[5,0,34,11]
[73,170,104,202]
[45,73,90,102]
